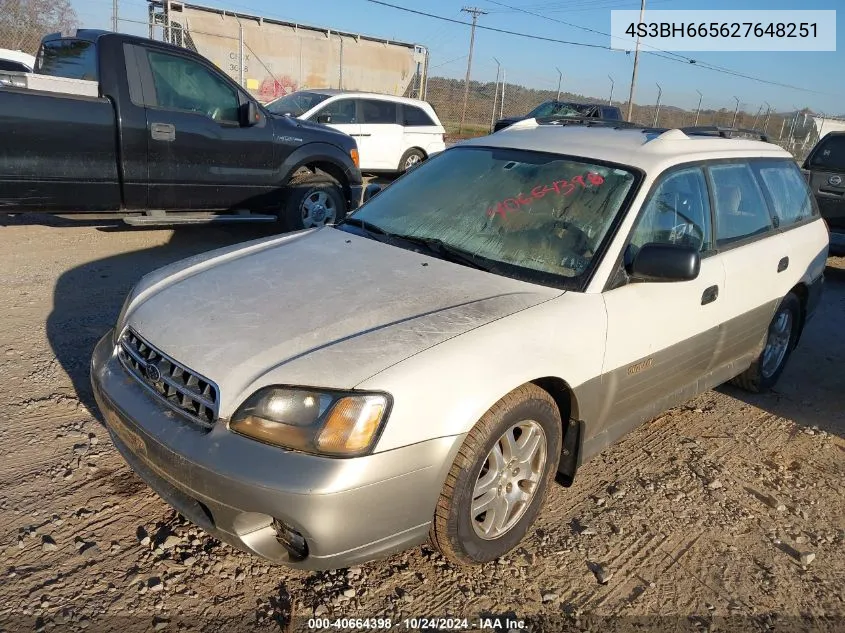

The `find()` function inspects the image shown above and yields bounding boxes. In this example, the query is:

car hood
[124,228,561,417]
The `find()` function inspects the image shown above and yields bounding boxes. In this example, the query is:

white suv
[267,90,446,173]
[92,120,828,570]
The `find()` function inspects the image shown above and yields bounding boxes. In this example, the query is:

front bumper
[90,331,463,570]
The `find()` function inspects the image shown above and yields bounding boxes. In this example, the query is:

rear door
[399,103,445,163]
[357,98,403,170]
[706,161,792,369]
[804,134,845,244]
[137,46,276,211]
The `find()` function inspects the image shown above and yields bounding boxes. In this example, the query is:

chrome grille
[117,328,219,427]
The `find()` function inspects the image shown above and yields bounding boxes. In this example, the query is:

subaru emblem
[145,362,162,382]
[829,175,842,186]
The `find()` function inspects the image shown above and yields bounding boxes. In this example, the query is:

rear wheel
[399,148,425,173]
[429,384,561,565]
[281,173,347,231]
[731,292,801,393]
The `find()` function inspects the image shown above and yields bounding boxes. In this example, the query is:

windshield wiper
[388,234,496,272]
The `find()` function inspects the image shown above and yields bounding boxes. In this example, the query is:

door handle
[777,256,789,273]
[701,285,719,305]
[150,122,176,142]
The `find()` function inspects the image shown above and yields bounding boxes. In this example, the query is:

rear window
[360,99,397,124]
[808,135,845,171]
[402,104,436,126]
[35,39,98,81]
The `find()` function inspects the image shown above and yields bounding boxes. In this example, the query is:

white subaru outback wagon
[91,120,828,570]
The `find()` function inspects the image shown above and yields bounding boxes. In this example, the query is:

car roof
[300,89,430,106]
[459,122,793,172]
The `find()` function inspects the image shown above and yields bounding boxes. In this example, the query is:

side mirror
[629,243,700,282]
[362,183,383,203]
[316,113,333,124]
[241,101,260,127]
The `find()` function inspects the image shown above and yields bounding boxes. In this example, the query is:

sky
[70,0,845,115]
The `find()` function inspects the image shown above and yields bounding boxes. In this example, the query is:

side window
[359,99,397,124]
[402,105,435,127]
[630,167,712,253]
[709,163,773,246]
[312,99,356,124]
[147,51,239,123]
[808,135,845,171]
[755,160,816,226]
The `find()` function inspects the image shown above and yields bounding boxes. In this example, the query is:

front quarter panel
[357,292,607,452]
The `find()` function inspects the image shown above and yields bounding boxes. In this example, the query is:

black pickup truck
[0,30,362,229]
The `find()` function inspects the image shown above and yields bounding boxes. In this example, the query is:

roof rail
[640,125,771,143]
[534,116,637,128]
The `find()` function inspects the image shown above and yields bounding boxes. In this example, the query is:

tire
[731,292,802,393]
[281,173,347,232]
[399,148,425,173]
[430,384,562,566]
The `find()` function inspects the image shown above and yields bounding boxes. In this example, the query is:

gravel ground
[0,215,843,633]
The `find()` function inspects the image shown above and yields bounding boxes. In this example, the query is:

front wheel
[731,292,801,393]
[429,384,561,565]
[281,174,347,232]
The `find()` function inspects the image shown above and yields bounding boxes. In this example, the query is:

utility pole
[608,75,614,106]
[112,0,119,31]
[459,6,487,135]
[555,67,562,101]
[731,96,740,128]
[625,0,646,122]
[694,90,703,125]
[653,83,662,127]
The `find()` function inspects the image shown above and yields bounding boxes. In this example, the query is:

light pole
[694,90,703,126]
[556,67,562,101]
[653,83,662,127]
[608,75,614,106]
[731,96,740,128]
[626,0,646,122]
[491,57,501,131]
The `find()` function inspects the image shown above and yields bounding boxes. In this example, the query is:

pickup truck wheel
[282,174,346,231]
[731,292,801,393]
[429,384,561,565]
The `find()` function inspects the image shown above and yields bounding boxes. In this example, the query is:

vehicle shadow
[715,260,845,439]
[46,224,271,423]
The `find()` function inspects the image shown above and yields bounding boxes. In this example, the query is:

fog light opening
[272,518,308,561]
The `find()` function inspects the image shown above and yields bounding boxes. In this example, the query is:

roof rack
[534,116,637,128]
[641,125,772,143]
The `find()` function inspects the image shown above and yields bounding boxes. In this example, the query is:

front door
[140,47,276,211]
[597,166,725,450]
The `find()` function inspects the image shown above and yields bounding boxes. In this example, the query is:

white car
[91,121,828,570]
[266,90,446,173]
[0,48,35,73]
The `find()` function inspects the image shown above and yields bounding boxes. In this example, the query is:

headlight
[229,387,390,457]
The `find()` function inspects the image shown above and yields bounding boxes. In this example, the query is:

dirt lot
[0,216,842,633]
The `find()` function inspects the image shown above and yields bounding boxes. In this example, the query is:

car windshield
[340,147,639,289]
[266,91,331,116]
